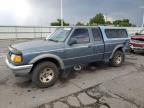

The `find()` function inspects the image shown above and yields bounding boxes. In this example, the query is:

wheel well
[110,47,124,59]
[30,58,61,74]
[116,47,123,52]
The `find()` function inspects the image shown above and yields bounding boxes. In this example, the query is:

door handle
[55,50,64,53]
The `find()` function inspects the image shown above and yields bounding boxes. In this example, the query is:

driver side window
[70,28,90,44]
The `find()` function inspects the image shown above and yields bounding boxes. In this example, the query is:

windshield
[47,27,72,42]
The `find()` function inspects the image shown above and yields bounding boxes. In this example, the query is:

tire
[130,48,135,53]
[110,51,125,67]
[32,61,59,88]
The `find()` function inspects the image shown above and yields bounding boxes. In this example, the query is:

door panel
[93,42,104,61]
[64,43,94,66]
[91,28,104,61]
[64,28,94,67]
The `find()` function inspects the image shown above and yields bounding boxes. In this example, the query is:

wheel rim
[39,67,54,83]
[116,55,122,64]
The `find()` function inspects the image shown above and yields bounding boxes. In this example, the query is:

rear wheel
[32,61,59,88]
[110,51,125,67]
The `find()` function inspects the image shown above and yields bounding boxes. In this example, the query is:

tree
[50,19,69,26]
[76,22,85,26]
[89,13,105,26]
[105,21,112,25]
[113,19,132,27]
[113,20,121,26]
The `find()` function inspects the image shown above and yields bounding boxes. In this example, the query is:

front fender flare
[29,54,65,69]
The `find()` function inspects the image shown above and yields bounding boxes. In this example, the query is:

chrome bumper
[130,45,144,50]
[5,58,33,76]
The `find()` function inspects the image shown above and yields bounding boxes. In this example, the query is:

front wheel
[32,61,59,88]
[110,51,125,67]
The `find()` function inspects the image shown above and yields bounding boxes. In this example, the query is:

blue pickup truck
[6,26,130,88]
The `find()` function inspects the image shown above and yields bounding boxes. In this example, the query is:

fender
[110,44,125,59]
[29,54,65,69]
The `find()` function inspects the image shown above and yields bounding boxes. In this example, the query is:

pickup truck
[129,29,144,52]
[6,26,130,88]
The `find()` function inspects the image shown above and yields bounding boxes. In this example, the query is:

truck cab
[6,26,130,88]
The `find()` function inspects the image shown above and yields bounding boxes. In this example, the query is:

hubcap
[39,67,54,83]
[116,55,122,64]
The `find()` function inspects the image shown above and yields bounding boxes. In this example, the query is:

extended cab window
[92,28,102,41]
[70,28,90,44]
[105,29,128,38]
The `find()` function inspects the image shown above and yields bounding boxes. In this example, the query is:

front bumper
[130,45,144,50]
[5,58,33,76]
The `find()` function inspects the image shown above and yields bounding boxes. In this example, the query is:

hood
[131,35,144,40]
[11,40,64,53]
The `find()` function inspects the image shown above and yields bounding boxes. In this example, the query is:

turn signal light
[11,54,22,63]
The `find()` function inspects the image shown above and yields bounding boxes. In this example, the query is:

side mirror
[68,38,77,46]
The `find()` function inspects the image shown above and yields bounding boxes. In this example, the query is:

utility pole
[60,0,63,27]
[142,14,144,27]
[139,6,144,27]
[105,13,108,22]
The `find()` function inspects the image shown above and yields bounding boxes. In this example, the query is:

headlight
[11,54,22,63]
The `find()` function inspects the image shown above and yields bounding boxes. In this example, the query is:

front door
[64,28,94,67]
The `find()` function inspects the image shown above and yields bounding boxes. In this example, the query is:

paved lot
[0,40,144,108]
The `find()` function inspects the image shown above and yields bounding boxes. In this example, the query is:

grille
[131,39,144,43]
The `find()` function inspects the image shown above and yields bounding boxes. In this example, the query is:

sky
[0,0,144,26]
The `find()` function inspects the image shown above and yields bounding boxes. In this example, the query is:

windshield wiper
[48,39,59,42]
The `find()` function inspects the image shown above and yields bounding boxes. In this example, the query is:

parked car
[129,29,144,52]
[6,26,130,88]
